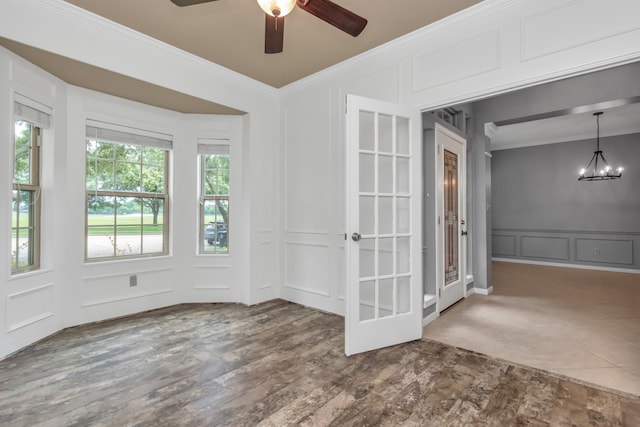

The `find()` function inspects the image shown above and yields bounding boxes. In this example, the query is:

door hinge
[438,288,441,298]
[344,233,347,241]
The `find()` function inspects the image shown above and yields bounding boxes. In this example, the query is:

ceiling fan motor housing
[258,0,297,17]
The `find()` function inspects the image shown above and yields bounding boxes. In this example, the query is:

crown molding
[280,0,522,94]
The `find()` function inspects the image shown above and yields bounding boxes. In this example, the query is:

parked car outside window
[204,220,227,248]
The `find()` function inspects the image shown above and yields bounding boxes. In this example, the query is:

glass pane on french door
[444,149,459,285]
[357,110,411,321]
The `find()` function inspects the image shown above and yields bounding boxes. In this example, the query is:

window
[11,120,41,273]
[85,122,171,260]
[199,143,229,254]
[11,94,50,275]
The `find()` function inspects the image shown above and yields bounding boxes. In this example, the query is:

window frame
[198,143,230,255]
[11,120,41,274]
[85,125,171,262]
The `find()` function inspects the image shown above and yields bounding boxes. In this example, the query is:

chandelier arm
[598,151,610,167]
[584,151,598,172]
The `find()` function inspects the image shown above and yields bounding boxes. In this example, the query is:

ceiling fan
[170,0,367,54]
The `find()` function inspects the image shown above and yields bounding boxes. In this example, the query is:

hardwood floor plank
[550,380,591,426]
[1,300,638,426]
[515,371,557,424]
[257,383,343,426]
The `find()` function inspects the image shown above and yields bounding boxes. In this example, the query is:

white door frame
[435,123,467,312]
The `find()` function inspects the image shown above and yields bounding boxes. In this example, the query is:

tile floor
[423,261,640,397]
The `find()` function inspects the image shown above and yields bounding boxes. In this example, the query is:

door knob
[351,232,362,242]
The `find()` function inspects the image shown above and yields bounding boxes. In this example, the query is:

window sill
[8,268,54,281]
[83,254,173,267]
[196,252,230,257]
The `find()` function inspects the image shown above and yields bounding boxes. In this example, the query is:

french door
[435,124,467,312]
[345,95,422,356]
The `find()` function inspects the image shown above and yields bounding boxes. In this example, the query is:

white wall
[278,0,640,315]
[2,0,640,358]
[0,53,61,356]
[1,0,282,304]
[0,46,262,358]
[1,0,283,359]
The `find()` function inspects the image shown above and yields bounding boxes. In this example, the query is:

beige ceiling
[1,0,482,114]
[0,37,245,115]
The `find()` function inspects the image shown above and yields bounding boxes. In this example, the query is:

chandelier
[578,112,623,181]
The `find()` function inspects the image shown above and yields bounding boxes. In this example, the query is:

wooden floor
[1,300,639,426]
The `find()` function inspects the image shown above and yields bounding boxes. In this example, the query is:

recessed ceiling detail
[1,1,482,114]
[174,0,369,55]
[489,101,640,151]
[64,0,482,88]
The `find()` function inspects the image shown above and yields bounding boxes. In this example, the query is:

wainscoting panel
[576,238,633,265]
[412,30,500,92]
[492,235,516,256]
[521,0,640,61]
[521,236,569,260]
[258,240,273,290]
[337,245,346,302]
[493,229,639,271]
[284,241,330,297]
[6,283,54,332]
[283,91,332,234]
[340,65,400,104]
[82,268,174,307]
[193,265,232,290]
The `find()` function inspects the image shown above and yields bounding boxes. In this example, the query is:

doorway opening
[422,111,470,320]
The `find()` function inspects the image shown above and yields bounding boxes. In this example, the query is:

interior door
[345,94,422,356]
[435,124,467,312]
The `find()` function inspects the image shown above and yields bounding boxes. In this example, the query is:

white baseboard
[468,286,493,296]
[422,310,439,327]
[492,257,640,275]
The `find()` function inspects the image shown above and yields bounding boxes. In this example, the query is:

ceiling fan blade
[265,14,285,54]
[297,0,367,37]
[170,0,219,7]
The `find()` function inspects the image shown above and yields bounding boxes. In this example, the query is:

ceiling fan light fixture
[257,0,297,17]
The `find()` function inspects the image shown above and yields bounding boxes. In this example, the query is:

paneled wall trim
[492,229,639,270]
[411,30,501,92]
[7,283,54,332]
[82,268,175,307]
[284,240,331,298]
[492,235,516,257]
[520,0,640,61]
[576,238,633,265]
[521,236,569,260]
[193,265,232,290]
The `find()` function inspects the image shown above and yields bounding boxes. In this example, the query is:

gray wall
[465,61,640,277]
[491,133,640,270]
